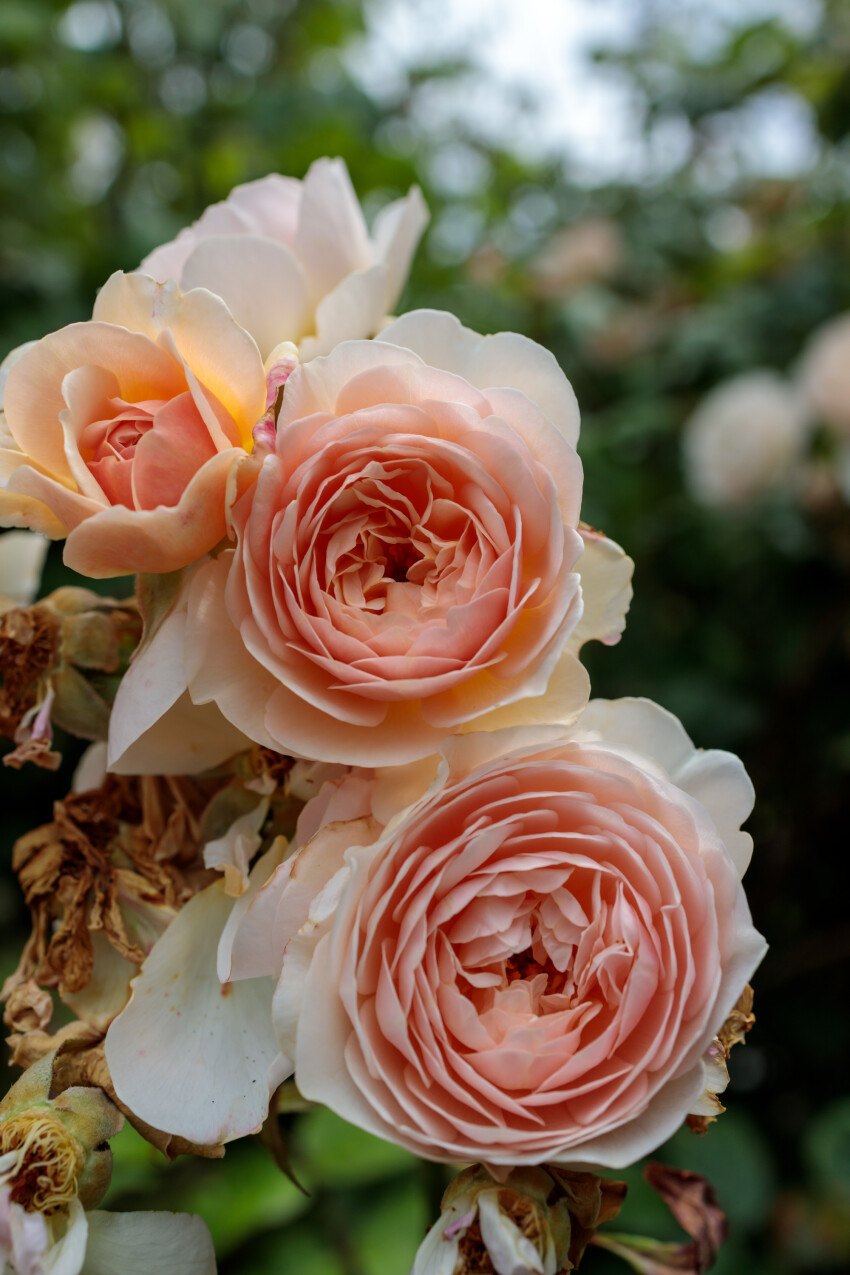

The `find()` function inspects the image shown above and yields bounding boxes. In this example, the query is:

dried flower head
[0,1054,122,1215]
[2,771,223,1045]
[412,1164,626,1275]
[0,586,141,769]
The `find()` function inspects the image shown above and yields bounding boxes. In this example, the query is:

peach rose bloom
[264,699,765,1167]
[179,310,592,766]
[0,273,266,576]
[141,157,429,361]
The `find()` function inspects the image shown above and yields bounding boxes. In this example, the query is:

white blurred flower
[682,370,809,507]
[797,312,850,437]
[0,532,47,613]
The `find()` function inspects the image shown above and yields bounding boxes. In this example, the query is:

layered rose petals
[278,703,766,1167]
[141,157,429,360]
[180,315,590,763]
[0,272,266,576]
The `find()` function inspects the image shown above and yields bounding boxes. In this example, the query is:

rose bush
[110,310,634,771]
[257,698,765,1167]
[0,273,266,577]
[141,157,428,361]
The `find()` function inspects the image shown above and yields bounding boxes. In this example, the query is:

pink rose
[0,273,266,576]
[141,157,429,361]
[270,698,765,1167]
[151,309,635,768]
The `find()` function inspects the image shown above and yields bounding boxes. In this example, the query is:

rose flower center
[0,1110,83,1214]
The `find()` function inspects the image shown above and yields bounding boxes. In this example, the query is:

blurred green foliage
[2,0,850,1271]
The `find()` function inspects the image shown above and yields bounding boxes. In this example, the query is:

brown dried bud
[0,588,141,769]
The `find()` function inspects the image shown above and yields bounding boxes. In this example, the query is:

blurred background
[2,0,850,1271]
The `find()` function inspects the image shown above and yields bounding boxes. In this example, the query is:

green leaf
[296,1107,418,1190]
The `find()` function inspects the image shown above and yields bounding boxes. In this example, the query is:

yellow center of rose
[0,1109,83,1214]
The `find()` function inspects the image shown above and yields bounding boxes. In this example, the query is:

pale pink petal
[298,265,389,361]
[294,158,373,306]
[577,698,754,877]
[180,236,310,361]
[140,172,302,281]
[380,310,580,445]
[371,186,430,312]
[279,339,422,424]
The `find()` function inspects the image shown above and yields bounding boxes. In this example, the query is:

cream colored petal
[294,157,373,305]
[217,839,290,983]
[279,338,422,422]
[458,649,590,735]
[82,1211,216,1275]
[0,530,48,607]
[179,237,310,362]
[43,1200,88,1275]
[0,341,37,411]
[203,798,269,897]
[105,880,289,1145]
[62,931,136,1032]
[297,265,388,361]
[0,483,68,539]
[108,605,249,775]
[371,186,429,312]
[5,465,102,534]
[567,528,634,651]
[478,1192,546,1275]
[411,1214,462,1275]
[183,556,279,752]
[379,310,580,445]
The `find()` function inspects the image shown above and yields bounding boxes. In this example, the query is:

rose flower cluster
[0,158,765,1275]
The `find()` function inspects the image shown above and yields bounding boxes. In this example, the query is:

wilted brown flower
[0,587,141,769]
[2,771,224,1045]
